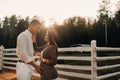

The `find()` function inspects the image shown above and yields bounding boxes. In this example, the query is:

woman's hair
[47,30,58,49]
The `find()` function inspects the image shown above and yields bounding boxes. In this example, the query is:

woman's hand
[34,64,42,74]
[39,57,47,63]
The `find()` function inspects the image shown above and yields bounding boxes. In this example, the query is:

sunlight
[44,18,55,28]
[44,20,52,28]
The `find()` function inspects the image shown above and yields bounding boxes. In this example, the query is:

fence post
[91,40,97,80]
[0,45,4,72]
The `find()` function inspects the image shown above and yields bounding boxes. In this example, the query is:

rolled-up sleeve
[17,34,34,63]
[47,46,58,65]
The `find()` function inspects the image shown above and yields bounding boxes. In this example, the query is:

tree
[0,28,3,45]
[0,19,2,45]
[107,19,120,47]
[114,1,120,28]
[17,17,29,35]
[109,1,120,47]
[97,0,111,46]
[2,15,29,48]
[8,15,18,47]
[54,16,89,47]
[2,17,10,48]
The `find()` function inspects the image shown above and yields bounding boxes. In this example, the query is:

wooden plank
[58,47,91,52]
[4,57,18,61]
[58,56,91,61]
[97,64,120,70]
[4,48,16,51]
[4,53,16,56]
[3,47,92,52]
[56,64,91,71]
[58,70,91,79]
[96,47,120,51]
[91,40,97,80]
[3,47,120,53]
[25,56,91,61]
[3,62,17,65]
[3,66,16,70]
[97,56,120,61]
[97,71,120,80]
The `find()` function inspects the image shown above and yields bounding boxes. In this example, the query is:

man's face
[32,24,41,34]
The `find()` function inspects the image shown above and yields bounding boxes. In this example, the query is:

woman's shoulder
[48,45,55,48]
[47,45,57,50]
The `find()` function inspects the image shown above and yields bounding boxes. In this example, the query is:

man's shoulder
[17,31,27,38]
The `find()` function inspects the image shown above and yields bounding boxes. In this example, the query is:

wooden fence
[0,45,4,71]
[0,40,120,80]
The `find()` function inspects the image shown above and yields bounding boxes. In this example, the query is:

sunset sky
[0,0,119,25]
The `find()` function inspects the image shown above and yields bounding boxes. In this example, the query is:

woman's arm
[32,34,46,52]
[40,46,58,66]
[40,57,57,65]
[33,43,47,52]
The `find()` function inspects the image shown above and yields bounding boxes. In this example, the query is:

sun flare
[44,20,52,28]
[44,18,56,28]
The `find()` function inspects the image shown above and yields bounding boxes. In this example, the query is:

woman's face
[44,32,49,42]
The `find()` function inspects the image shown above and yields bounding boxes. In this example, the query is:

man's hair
[29,19,41,26]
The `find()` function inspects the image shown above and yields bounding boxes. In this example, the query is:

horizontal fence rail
[0,40,120,80]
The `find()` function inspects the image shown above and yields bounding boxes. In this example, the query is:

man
[16,19,41,80]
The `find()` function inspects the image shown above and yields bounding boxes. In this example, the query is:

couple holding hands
[16,19,58,80]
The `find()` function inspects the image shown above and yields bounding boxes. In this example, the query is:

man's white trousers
[16,62,33,80]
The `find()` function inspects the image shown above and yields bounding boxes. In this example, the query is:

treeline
[0,16,29,48]
[0,0,120,48]
[0,14,120,48]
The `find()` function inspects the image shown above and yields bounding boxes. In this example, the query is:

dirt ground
[0,69,40,80]
[0,69,16,80]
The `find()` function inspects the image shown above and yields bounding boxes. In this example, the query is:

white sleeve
[17,34,34,63]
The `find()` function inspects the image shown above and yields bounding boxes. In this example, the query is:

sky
[0,0,119,25]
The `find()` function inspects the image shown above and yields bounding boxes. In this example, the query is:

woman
[33,30,58,80]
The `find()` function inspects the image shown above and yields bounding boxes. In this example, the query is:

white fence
[0,40,120,80]
[0,45,4,71]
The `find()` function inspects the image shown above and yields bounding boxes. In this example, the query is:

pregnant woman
[33,30,58,80]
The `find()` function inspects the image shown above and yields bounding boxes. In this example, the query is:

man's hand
[34,64,42,74]
[28,61,42,74]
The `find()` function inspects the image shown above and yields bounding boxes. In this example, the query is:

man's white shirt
[16,30,34,63]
